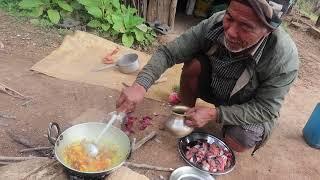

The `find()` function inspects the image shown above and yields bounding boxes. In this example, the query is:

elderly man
[116,0,299,154]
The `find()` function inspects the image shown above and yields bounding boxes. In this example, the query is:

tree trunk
[316,15,320,27]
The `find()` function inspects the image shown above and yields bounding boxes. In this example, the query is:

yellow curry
[63,140,120,172]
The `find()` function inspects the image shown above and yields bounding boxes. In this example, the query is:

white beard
[223,36,264,53]
[224,38,247,53]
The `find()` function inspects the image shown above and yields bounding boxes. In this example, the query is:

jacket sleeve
[218,42,299,125]
[135,12,225,90]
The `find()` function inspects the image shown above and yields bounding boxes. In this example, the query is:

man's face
[223,0,271,53]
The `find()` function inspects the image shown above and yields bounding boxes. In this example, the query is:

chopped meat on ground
[138,116,152,130]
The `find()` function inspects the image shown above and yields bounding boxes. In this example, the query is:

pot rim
[171,105,190,116]
[117,53,139,67]
[53,122,131,175]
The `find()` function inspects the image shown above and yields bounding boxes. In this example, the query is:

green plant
[0,0,22,14]
[18,0,79,24]
[77,0,156,47]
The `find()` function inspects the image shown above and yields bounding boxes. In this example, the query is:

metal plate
[178,132,236,175]
[170,166,215,180]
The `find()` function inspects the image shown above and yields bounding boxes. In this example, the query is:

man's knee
[181,58,202,78]
[223,125,264,153]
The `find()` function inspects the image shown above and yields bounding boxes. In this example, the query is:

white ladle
[85,112,125,157]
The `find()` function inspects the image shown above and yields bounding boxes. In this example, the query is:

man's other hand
[185,106,218,128]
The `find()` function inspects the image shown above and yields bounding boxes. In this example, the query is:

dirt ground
[0,10,320,180]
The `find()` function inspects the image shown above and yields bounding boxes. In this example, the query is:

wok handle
[47,122,61,145]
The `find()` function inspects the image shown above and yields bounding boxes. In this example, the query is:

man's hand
[185,106,218,128]
[116,83,146,113]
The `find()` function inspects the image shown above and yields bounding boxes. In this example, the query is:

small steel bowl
[178,132,236,176]
[170,166,215,180]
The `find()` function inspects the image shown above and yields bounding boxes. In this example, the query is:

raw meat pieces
[122,116,136,135]
[122,115,153,134]
[139,116,152,130]
[185,141,232,173]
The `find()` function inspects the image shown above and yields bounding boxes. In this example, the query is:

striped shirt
[204,23,267,104]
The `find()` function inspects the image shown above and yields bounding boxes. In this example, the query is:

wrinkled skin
[223,0,271,52]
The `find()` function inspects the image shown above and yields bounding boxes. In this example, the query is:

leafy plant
[78,0,156,47]
[1,0,156,48]
[18,0,78,24]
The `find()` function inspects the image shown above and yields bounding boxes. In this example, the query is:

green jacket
[135,11,299,153]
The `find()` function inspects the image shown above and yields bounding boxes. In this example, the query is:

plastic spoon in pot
[85,112,125,157]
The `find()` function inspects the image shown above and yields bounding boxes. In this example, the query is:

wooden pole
[147,0,157,22]
[143,0,148,20]
[169,0,178,30]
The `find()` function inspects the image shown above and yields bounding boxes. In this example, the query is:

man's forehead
[227,2,263,26]
[228,0,290,29]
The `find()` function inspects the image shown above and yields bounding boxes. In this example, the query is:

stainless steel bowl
[170,166,215,180]
[178,132,236,176]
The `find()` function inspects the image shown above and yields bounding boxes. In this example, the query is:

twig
[21,99,33,107]
[124,162,174,172]
[0,113,16,119]
[6,131,48,157]
[132,131,156,152]
[0,161,12,165]
[0,122,9,127]
[131,138,136,151]
[20,146,54,153]
[0,156,44,161]
[0,82,27,99]
[6,131,34,148]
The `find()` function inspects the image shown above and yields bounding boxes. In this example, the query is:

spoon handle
[95,114,118,144]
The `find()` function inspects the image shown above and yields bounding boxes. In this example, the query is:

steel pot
[165,105,194,138]
[47,122,131,178]
[93,53,140,74]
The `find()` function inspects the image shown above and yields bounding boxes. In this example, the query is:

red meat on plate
[185,141,231,173]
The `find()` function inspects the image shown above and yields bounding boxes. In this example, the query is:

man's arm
[135,12,225,90]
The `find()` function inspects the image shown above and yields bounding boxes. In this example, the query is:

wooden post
[143,0,148,20]
[147,0,158,22]
[169,0,178,30]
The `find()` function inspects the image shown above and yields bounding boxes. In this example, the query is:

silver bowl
[178,132,236,175]
[170,166,215,180]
